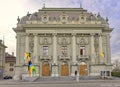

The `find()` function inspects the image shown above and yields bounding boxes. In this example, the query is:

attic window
[43,16,48,23]
[61,16,67,23]
[72,17,75,21]
[53,17,57,21]
[81,17,85,23]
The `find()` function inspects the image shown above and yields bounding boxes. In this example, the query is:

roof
[5,53,16,63]
[18,7,107,24]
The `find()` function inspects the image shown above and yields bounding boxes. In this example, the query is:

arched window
[81,17,84,22]
[62,16,66,23]
[43,17,48,23]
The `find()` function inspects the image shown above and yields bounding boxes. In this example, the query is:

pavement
[0,76,120,87]
[0,76,120,84]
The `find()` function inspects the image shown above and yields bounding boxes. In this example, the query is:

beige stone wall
[4,63,15,77]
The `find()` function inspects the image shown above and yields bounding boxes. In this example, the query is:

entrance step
[35,76,76,82]
[79,76,101,80]
[22,76,39,82]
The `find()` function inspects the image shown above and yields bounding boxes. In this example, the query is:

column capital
[33,33,38,36]
[90,33,95,36]
[98,33,103,36]
[72,33,76,36]
[26,33,30,36]
[52,33,57,36]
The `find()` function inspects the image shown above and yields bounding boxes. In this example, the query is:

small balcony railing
[40,55,52,61]
[58,55,71,61]
[77,55,89,61]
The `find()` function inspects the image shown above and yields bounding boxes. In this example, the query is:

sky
[0,0,120,62]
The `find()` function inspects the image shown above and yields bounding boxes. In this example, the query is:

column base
[51,74,59,77]
[13,66,22,80]
[13,75,22,80]
[89,73,100,76]
[51,64,59,77]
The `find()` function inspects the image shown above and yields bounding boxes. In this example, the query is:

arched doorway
[79,62,88,76]
[42,61,50,76]
[61,62,69,76]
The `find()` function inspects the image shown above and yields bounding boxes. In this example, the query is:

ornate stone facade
[13,7,113,80]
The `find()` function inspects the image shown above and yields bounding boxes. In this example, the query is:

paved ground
[0,80,120,87]
[0,77,120,87]
[1,83,120,87]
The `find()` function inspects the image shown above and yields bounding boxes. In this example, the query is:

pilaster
[99,33,103,63]
[53,33,57,64]
[90,33,95,64]
[72,33,76,64]
[25,33,30,53]
[106,34,111,64]
[16,34,21,66]
[33,33,38,64]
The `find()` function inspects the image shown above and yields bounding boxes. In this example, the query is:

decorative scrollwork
[58,37,71,45]
[77,36,88,45]
[39,37,52,45]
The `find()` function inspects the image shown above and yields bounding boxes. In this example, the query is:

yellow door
[80,65,87,76]
[42,62,50,76]
[61,64,69,76]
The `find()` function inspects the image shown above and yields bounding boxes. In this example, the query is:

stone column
[72,33,76,63]
[53,33,57,64]
[71,33,77,76]
[99,34,103,63]
[106,34,111,64]
[90,33,95,64]
[16,34,20,66]
[52,33,58,77]
[25,33,29,53]
[14,34,22,80]
[33,33,38,64]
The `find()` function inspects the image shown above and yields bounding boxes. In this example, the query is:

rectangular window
[10,63,14,66]
[9,68,14,71]
[61,46,67,56]
[80,46,85,56]
[43,46,48,56]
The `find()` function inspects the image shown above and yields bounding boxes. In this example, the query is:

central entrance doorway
[79,62,88,76]
[61,62,69,76]
[42,61,50,76]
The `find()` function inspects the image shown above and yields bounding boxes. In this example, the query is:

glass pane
[61,46,67,56]
[43,46,48,56]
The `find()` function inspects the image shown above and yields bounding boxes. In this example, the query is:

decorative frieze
[39,37,52,45]
[57,37,71,45]
[76,36,89,45]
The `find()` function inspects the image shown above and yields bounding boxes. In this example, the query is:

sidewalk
[0,79,120,85]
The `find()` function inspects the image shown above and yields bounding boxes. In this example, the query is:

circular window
[62,17,66,23]
[81,17,85,22]
[43,17,48,23]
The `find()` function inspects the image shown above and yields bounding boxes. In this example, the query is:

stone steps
[35,76,101,82]
[35,76,75,82]
[21,76,102,82]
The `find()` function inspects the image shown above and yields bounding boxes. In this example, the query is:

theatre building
[13,7,112,80]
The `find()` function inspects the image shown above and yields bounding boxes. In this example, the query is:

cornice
[22,24,104,28]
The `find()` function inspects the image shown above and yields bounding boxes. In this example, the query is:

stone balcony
[58,55,71,61]
[77,55,89,61]
[40,55,52,61]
